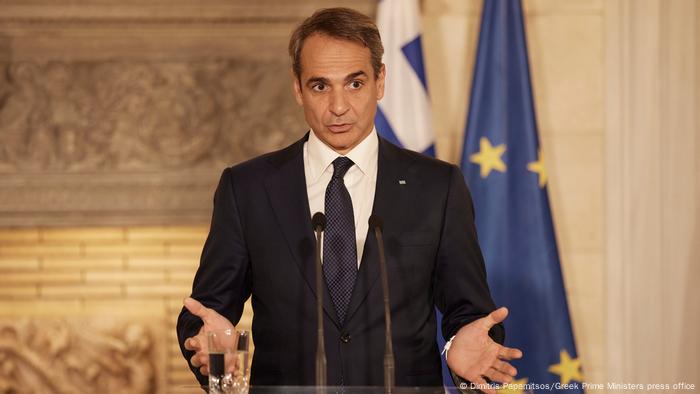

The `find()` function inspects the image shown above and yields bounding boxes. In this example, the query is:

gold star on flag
[498,377,528,394]
[527,148,547,188]
[470,137,507,178]
[548,349,583,384]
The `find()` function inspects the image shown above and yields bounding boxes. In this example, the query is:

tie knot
[332,157,354,179]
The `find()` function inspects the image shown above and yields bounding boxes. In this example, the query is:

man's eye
[349,81,363,89]
[312,83,326,92]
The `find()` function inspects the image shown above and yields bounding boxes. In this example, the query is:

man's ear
[376,63,386,101]
[292,68,303,106]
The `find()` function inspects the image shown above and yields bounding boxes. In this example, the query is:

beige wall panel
[541,132,603,253]
[524,0,603,15]
[423,0,481,163]
[692,3,700,382]
[0,300,83,316]
[562,252,604,298]
[566,291,604,383]
[524,2,605,386]
[525,11,604,134]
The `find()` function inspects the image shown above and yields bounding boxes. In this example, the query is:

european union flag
[460,1,584,392]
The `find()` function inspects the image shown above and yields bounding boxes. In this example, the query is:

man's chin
[325,137,356,154]
[316,128,370,154]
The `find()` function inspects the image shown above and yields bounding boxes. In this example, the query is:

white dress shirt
[303,128,379,267]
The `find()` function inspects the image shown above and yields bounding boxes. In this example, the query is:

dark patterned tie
[323,157,357,325]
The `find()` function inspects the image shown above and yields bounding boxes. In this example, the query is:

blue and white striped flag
[376,1,454,389]
[375,0,435,156]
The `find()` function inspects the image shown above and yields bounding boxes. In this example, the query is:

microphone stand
[312,213,327,388]
[370,215,395,393]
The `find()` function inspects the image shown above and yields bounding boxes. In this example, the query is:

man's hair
[288,7,384,80]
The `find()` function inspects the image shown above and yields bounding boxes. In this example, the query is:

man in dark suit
[177,7,521,393]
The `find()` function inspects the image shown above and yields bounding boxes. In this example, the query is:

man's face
[293,33,385,154]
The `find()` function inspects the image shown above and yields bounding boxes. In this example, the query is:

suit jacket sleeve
[176,167,252,386]
[434,164,504,344]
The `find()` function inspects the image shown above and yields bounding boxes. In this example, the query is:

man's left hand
[446,307,523,394]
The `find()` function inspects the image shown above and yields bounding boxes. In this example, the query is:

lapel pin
[398,180,407,185]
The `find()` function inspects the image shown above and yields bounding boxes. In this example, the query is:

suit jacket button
[340,333,351,343]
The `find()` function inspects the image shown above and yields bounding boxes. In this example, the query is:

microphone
[311,212,327,387]
[369,215,395,391]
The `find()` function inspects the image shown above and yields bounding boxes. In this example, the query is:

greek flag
[375,0,435,156]
[376,0,457,389]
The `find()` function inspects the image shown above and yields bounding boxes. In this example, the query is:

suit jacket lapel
[344,137,415,324]
[264,133,341,328]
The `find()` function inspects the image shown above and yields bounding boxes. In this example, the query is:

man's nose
[329,90,349,116]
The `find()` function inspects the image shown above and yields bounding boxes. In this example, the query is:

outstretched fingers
[493,358,517,377]
[498,345,523,360]
[483,367,513,385]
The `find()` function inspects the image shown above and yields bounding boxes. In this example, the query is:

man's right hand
[183,297,235,376]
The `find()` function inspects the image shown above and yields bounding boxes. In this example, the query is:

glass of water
[208,329,234,393]
[208,329,249,394]
[232,330,250,394]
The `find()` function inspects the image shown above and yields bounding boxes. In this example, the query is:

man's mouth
[327,123,353,133]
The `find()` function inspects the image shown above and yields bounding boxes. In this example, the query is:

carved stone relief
[0,59,304,174]
[0,0,384,226]
[0,319,163,394]
[0,56,308,225]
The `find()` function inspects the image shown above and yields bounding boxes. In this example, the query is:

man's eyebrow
[304,71,367,88]
[305,76,329,87]
[345,71,367,81]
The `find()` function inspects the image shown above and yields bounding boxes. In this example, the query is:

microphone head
[368,214,383,231]
[311,212,326,231]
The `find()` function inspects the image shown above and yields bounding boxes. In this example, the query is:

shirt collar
[307,127,378,183]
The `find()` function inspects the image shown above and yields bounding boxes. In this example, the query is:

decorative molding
[0,59,306,226]
[0,60,302,173]
[0,0,375,23]
[0,319,163,394]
